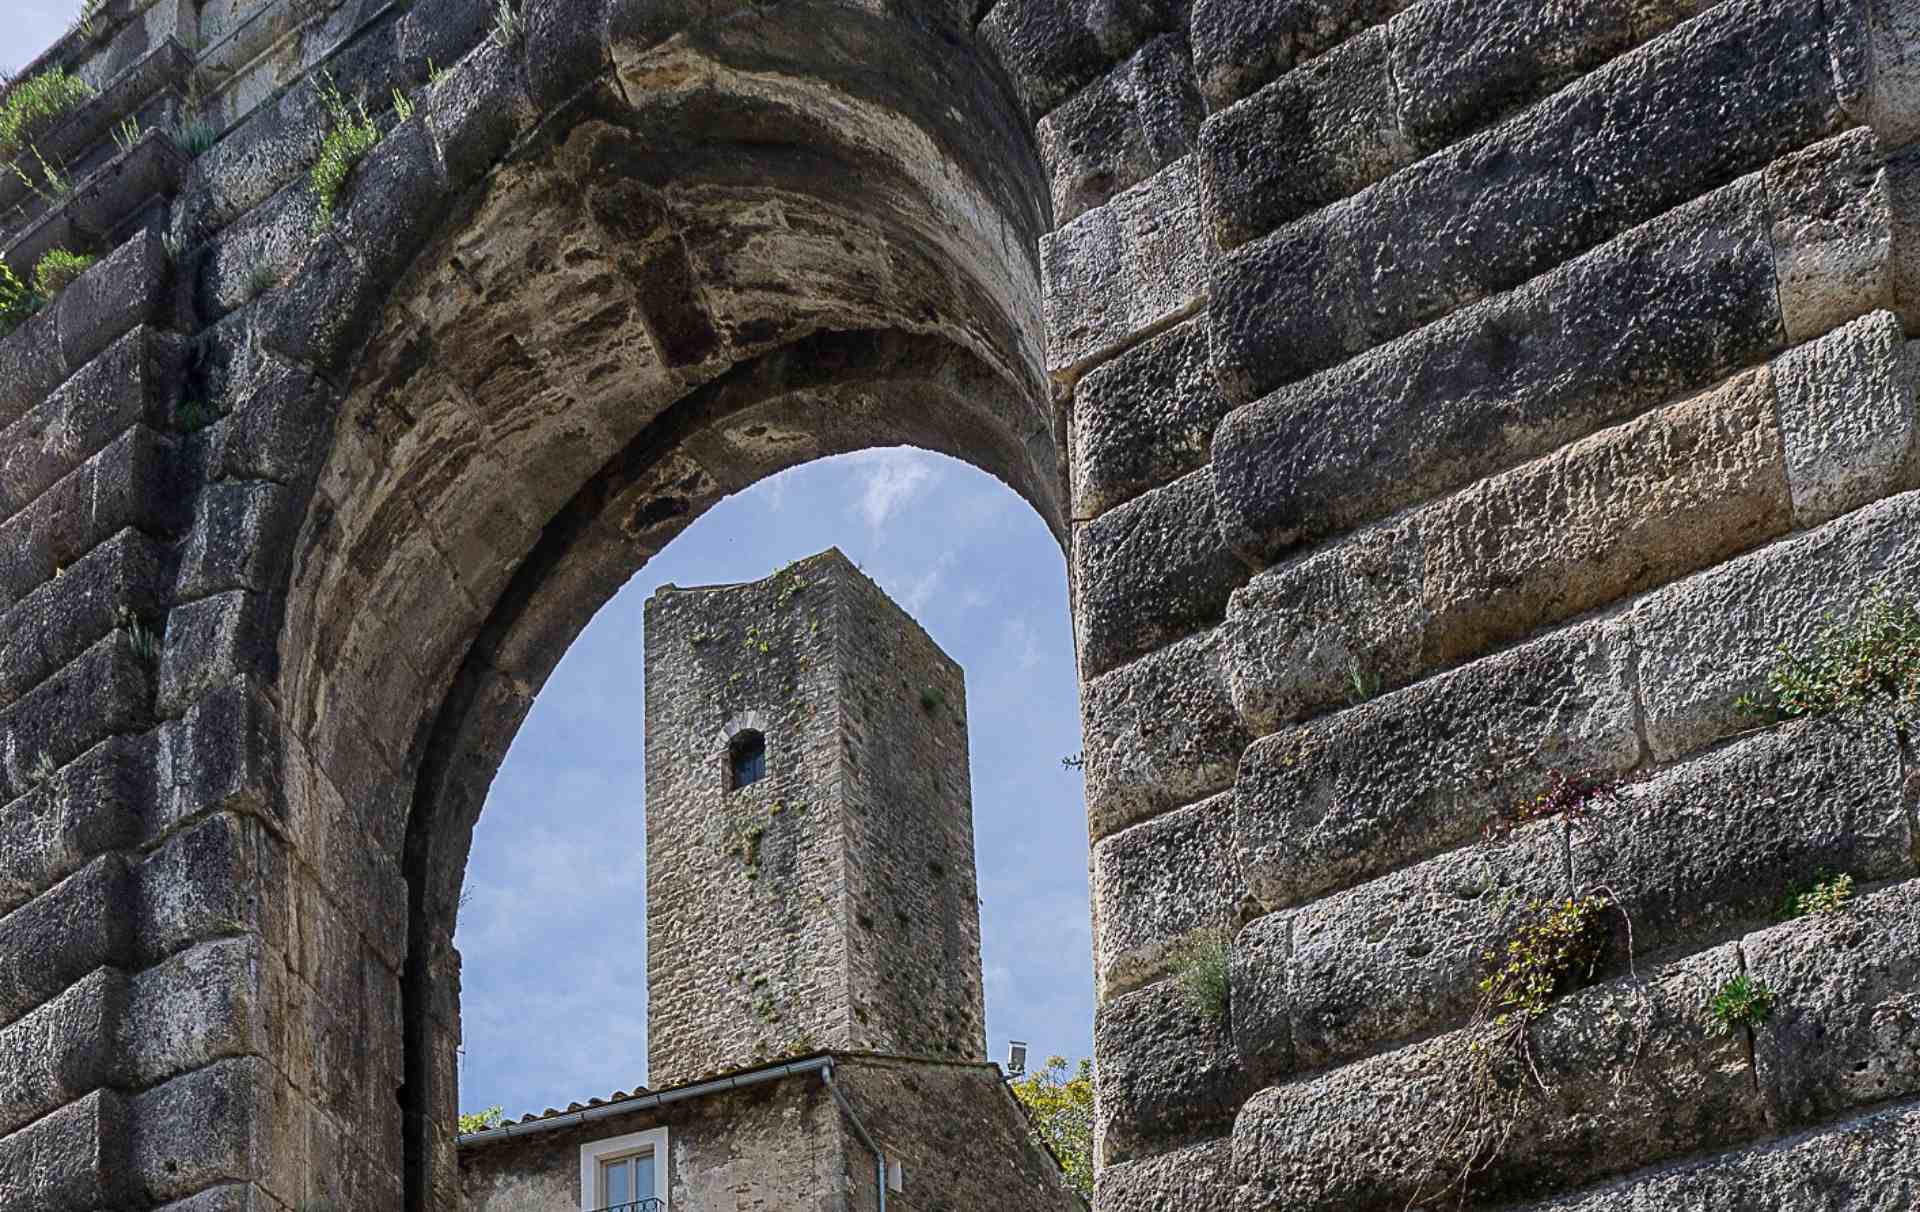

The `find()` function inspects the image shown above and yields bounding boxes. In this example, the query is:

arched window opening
[730,731,767,790]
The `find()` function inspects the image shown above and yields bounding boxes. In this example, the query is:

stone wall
[1,0,1917,1207]
[644,550,985,1088]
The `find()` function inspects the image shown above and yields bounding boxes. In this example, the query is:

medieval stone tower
[643,549,986,1087]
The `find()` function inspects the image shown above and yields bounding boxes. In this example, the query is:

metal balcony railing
[592,1202,665,1212]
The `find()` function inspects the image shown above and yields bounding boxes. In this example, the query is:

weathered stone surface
[977,0,1182,120]
[54,225,171,374]
[1072,316,1232,519]
[0,526,166,710]
[1188,0,1406,111]
[0,855,132,1029]
[1747,878,1920,1127]
[1772,310,1920,526]
[131,1059,289,1206]
[123,937,267,1088]
[1417,362,1791,667]
[1093,1136,1234,1209]
[1093,792,1250,997]
[1211,176,1787,560]
[1074,468,1251,678]
[1196,27,1407,252]
[0,734,145,919]
[1037,34,1203,225]
[1768,129,1896,343]
[1631,489,1920,762]
[1094,976,1247,1164]
[0,966,122,1138]
[1570,721,1913,954]
[0,634,153,807]
[1082,626,1250,841]
[1042,157,1208,379]
[1284,823,1569,1071]
[1522,1101,1920,1211]
[1209,2,1843,403]
[0,308,70,433]
[1226,910,1294,1087]
[1233,945,1764,1211]
[1232,619,1638,911]
[0,1088,133,1210]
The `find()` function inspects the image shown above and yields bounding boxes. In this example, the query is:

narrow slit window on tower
[729,731,766,790]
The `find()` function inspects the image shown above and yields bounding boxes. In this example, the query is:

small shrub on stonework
[1737,586,1920,739]
[0,67,94,159]
[32,247,94,297]
[1781,871,1854,920]
[309,75,382,230]
[1478,895,1611,1028]
[0,259,42,337]
[1168,927,1231,1023]
[1484,769,1622,841]
[1708,973,1775,1035]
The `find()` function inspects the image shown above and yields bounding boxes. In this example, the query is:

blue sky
[7,1,1091,1117]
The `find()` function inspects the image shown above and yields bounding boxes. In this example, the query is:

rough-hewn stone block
[1037,34,1203,226]
[124,937,267,1088]
[0,633,153,806]
[0,854,133,1028]
[0,734,146,918]
[1747,878,1920,1127]
[1232,620,1639,911]
[1521,1101,1920,1211]
[0,965,124,1139]
[136,813,291,966]
[1188,0,1407,111]
[1768,129,1896,343]
[1196,26,1406,252]
[1210,175,1786,560]
[131,1058,294,1206]
[0,526,166,711]
[1071,316,1229,520]
[1631,489,1920,762]
[1093,792,1249,997]
[977,0,1182,121]
[1094,976,1247,1164]
[0,1088,133,1210]
[1232,945,1765,1211]
[1283,823,1568,1072]
[1093,1136,1234,1209]
[1569,721,1912,955]
[1210,1,1844,404]
[1082,626,1250,841]
[157,589,280,719]
[1042,157,1208,380]
[0,308,70,433]
[1772,310,1920,526]
[151,682,284,844]
[1073,468,1250,678]
[56,225,171,375]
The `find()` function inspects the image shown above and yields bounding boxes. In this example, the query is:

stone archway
[218,3,1057,1206]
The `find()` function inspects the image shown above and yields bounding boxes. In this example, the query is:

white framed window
[579,1127,669,1211]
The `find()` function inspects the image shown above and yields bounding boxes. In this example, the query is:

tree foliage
[1009,1055,1094,1200]
[457,1105,504,1134]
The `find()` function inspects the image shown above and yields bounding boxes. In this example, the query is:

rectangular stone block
[1232,944,1765,1211]
[56,224,172,373]
[1188,0,1407,111]
[1082,626,1250,840]
[1772,309,1920,527]
[1209,0,1846,400]
[1522,1101,1920,1211]
[157,589,280,719]
[131,1058,296,1206]
[1747,878,1920,1127]
[1768,128,1896,343]
[1093,792,1249,997]
[1094,1136,1233,1210]
[1630,489,1920,762]
[1072,316,1232,519]
[0,854,133,1029]
[1571,721,1912,955]
[1227,910,1294,1086]
[123,936,267,1088]
[1042,157,1208,380]
[1233,620,1639,911]
[0,1088,134,1210]
[1072,468,1251,678]
[1094,976,1249,1165]
[1196,26,1407,251]
[136,813,291,966]
[0,307,71,432]
[151,681,285,842]
[977,0,1183,121]
[175,480,302,601]
[1037,33,1203,226]
[1210,174,1787,561]
[1417,361,1792,667]
[0,733,146,918]
[1284,823,1569,1072]
[0,632,154,806]
[0,966,124,1139]
[0,526,167,710]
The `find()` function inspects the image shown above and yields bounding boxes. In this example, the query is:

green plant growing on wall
[1781,871,1854,919]
[1478,895,1612,1028]
[309,75,382,230]
[1483,769,1623,841]
[0,259,42,338]
[1736,586,1920,739]
[1008,1055,1094,1199]
[33,248,94,297]
[1168,926,1231,1023]
[919,685,946,714]
[168,118,217,156]
[9,143,75,204]
[111,114,143,154]
[491,0,522,47]
[0,67,94,159]
[1345,657,1381,705]
[1707,973,1775,1035]
[457,1106,503,1134]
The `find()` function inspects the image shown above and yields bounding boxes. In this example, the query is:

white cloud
[848,448,942,531]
